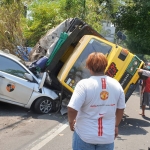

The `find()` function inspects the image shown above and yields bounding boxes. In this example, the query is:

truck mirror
[116,31,126,40]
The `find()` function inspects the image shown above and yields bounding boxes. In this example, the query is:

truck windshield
[64,38,112,89]
[86,38,112,55]
[75,39,112,71]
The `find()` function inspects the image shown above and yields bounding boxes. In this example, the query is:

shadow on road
[0,101,64,119]
[118,117,150,137]
[0,102,67,132]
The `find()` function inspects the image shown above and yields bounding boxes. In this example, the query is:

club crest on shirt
[100,91,109,100]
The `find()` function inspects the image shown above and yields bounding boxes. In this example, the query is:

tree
[0,0,26,57]
[0,0,122,53]
[23,0,122,47]
[113,0,150,54]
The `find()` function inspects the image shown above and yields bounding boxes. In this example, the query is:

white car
[0,51,59,114]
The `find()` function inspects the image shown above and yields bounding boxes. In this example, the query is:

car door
[0,55,36,105]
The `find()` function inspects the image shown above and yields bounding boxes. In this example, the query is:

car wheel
[34,97,54,114]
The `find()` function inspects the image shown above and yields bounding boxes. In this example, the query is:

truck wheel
[34,97,54,114]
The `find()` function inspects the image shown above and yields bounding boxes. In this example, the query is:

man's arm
[68,107,78,131]
[142,70,150,77]
[115,109,124,126]
[138,69,150,77]
[115,108,124,138]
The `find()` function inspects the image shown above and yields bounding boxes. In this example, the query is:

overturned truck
[29,18,144,114]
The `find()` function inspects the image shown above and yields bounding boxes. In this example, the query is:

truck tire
[34,97,54,114]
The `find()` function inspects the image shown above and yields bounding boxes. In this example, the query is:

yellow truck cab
[57,35,144,102]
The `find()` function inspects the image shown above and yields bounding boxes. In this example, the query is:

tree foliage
[0,0,122,52]
[0,0,25,56]
[23,0,121,46]
[113,0,150,54]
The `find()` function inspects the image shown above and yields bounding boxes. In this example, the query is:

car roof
[0,50,22,62]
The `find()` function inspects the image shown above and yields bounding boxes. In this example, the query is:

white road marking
[24,120,68,150]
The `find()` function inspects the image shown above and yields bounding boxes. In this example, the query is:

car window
[0,55,28,79]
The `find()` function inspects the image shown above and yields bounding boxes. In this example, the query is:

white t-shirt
[68,75,125,144]
[142,69,150,77]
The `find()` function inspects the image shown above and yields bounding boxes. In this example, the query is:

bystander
[138,69,150,116]
[68,52,125,150]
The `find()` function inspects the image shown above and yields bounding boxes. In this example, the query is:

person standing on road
[67,52,125,150]
[138,69,150,116]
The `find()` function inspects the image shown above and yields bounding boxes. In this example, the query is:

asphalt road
[0,102,67,150]
[115,93,150,150]
[37,93,150,150]
[0,91,150,150]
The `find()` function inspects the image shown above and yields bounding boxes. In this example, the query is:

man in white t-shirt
[68,52,125,150]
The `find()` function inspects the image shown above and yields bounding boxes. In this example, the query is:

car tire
[34,97,54,114]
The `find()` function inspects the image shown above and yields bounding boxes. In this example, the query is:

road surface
[0,92,150,150]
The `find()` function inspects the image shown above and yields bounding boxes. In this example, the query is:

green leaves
[23,0,121,46]
[0,0,25,55]
[113,0,150,54]
[0,0,124,51]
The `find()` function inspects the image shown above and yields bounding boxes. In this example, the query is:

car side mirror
[24,73,34,82]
